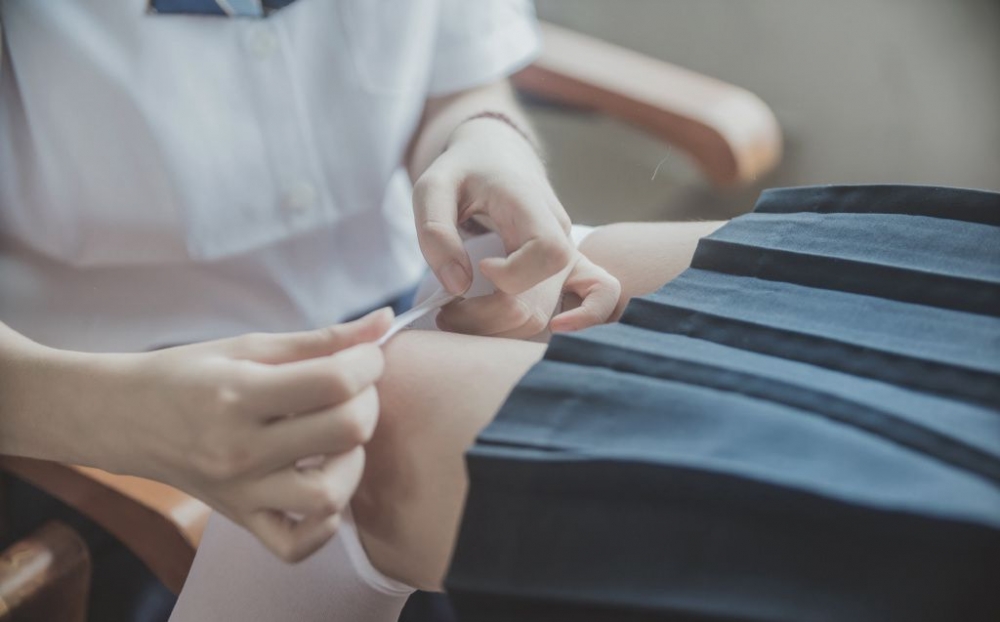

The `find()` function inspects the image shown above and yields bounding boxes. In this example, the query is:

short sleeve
[427,0,541,96]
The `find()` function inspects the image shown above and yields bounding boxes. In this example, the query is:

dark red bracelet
[457,111,545,162]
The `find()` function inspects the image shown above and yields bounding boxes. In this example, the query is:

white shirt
[0,0,540,352]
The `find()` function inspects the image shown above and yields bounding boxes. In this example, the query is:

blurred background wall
[528,0,1000,223]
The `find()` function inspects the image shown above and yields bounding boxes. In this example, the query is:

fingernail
[362,307,393,323]
[440,261,470,295]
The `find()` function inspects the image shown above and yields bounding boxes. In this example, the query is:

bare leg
[354,331,545,590]
[355,220,724,590]
[171,219,725,617]
[579,220,724,318]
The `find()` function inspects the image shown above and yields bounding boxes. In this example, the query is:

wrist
[447,114,546,172]
[0,331,48,456]
[0,337,125,468]
[0,338,46,456]
[454,111,543,159]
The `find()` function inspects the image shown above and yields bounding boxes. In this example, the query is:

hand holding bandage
[412,112,621,338]
[389,229,621,341]
[91,309,393,563]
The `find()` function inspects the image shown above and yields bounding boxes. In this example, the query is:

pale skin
[0,78,585,562]
[353,220,724,591]
[164,222,708,622]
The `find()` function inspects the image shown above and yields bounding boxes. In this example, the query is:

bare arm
[0,321,81,462]
[354,220,724,590]
[405,80,537,183]
[0,311,402,562]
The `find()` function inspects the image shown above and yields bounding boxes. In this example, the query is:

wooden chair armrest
[514,22,782,186]
[0,521,90,622]
[0,457,209,594]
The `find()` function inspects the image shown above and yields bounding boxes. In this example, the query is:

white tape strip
[376,287,457,346]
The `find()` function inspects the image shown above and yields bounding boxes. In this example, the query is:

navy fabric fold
[447,185,1000,622]
[542,329,1000,486]
[552,325,1000,460]
[693,212,1000,316]
[451,455,1000,622]
[625,269,1000,407]
[753,184,1000,226]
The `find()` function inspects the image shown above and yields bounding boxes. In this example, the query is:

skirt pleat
[447,185,1000,622]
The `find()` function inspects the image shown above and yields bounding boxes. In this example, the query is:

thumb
[412,174,473,295]
[237,307,394,365]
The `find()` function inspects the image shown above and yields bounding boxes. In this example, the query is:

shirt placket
[237,18,334,244]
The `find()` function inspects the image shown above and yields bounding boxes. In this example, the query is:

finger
[258,388,379,470]
[232,307,394,365]
[246,508,343,563]
[550,260,622,333]
[250,446,366,517]
[479,232,574,295]
[412,173,473,295]
[243,344,385,418]
[436,292,554,340]
[545,193,573,235]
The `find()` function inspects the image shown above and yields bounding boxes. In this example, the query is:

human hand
[412,117,575,313]
[436,250,622,339]
[93,309,393,562]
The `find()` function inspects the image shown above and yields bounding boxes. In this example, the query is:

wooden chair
[0,457,208,596]
[514,23,782,186]
[0,520,91,622]
[0,20,782,611]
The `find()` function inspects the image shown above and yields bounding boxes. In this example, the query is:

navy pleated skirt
[446,185,1000,622]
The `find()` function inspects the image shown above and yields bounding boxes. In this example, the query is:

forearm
[406,80,537,183]
[0,321,109,465]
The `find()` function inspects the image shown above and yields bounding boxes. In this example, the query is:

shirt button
[283,181,317,212]
[248,27,278,60]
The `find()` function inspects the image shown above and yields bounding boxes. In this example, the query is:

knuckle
[231,359,261,388]
[539,236,573,270]
[340,406,373,446]
[331,347,381,395]
[301,472,345,515]
[412,173,442,198]
[510,297,536,327]
[312,324,343,347]
[327,368,358,401]
[231,332,266,354]
[511,298,547,335]
[195,443,245,480]
[310,486,345,516]
[413,174,453,212]
[417,219,457,247]
[213,380,249,418]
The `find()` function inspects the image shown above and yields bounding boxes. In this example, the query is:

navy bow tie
[150,0,296,17]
